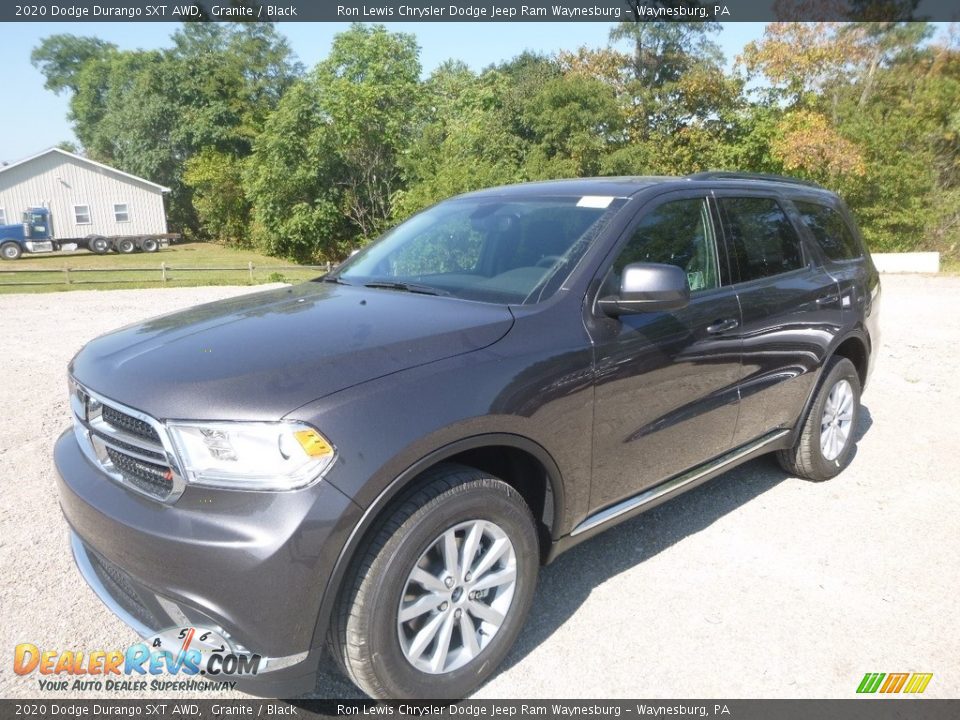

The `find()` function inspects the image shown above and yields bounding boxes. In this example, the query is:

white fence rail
[0,261,332,287]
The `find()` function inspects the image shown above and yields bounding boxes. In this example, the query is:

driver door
[586,192,743,511]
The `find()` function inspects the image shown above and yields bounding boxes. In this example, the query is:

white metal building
[0,148,170,239]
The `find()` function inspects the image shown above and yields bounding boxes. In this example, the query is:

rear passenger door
[714,192,843,446]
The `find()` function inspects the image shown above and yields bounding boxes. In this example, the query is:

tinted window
[719,197,803,282]
[793,200,861,261]
[609,197,719,294]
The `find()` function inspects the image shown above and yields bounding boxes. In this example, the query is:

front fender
[285,340,595,653]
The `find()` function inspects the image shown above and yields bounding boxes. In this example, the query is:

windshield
[334,195,627,304]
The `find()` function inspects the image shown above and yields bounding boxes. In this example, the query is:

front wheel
[777,356,861,481]
[331,464,539,699]
[1,241,21,260]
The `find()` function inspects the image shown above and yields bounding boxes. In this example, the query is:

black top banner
[3,0,959,23]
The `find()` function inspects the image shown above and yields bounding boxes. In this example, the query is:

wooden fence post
[64,268,71,285]
[161,262,167,283]
[248,262,254,283]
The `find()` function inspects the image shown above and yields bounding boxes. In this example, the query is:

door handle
[816,293,840,306]
[706,318,739,334]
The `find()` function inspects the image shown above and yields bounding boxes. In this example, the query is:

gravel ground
[1,276,958,700]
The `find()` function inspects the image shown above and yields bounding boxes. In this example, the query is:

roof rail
[687,171,823,189]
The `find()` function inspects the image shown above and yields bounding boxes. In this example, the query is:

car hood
[70,282,514,420]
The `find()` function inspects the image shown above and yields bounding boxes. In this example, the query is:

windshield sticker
[576,196,615,208]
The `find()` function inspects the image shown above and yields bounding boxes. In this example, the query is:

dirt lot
[1,276,958,699]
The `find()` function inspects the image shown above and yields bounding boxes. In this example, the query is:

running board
[570,429,790,537]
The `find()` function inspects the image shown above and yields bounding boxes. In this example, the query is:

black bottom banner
[1,700,959,720]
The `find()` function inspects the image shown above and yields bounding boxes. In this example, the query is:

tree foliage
[32,24,301,237]
[33,21,960,261]
[245,24,421,261]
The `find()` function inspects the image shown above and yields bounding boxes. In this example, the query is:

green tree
[605,20,740,175]
[610,20,722,90]
[32,24,301,237]
[182,150,251,246]
[738,19,955,254]
[30,34,117,94]
[245,24,421,260]
[393,64,525,219]
[317,24,421,240]
[522,74,622,179]
[245,80,349,262]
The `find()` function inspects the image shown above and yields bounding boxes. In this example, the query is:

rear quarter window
[793,200,862,261]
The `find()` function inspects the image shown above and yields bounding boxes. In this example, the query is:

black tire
[116,238,136,254]
[330,464,539,699]
[1,241,21,261]
[141,238,159,253]
[88,236,110,255]
[777,356,861,481]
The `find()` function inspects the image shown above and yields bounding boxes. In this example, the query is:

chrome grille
[69,379,185,503]
[105,447,174,497]
[101,404,161,444]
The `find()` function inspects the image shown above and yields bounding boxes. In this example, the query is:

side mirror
[598,262,690,317]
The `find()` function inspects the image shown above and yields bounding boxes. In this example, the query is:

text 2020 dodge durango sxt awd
[56,174,879,698]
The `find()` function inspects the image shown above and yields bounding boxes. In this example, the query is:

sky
[0,21,771,164]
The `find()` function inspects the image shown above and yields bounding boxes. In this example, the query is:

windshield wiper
[363,281,449,296]
[320,275,352,285]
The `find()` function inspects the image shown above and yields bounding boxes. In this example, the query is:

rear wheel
[331,464,538,699]
[141,238,159,253]
[1,242,21,260]
[87,236,110,255]
[777,356,861,481]
[116,238,136,254]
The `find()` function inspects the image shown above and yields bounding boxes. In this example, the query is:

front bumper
[55,428,362,688]
[69,532,308,673]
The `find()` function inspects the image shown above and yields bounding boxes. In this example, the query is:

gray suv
[56,173,880,698]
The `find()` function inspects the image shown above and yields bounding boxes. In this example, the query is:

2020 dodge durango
[55,174,880,698]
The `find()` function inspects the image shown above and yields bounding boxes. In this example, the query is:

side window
[719,197,803,282]
[609,197,719,294]
[74,205,92,225]
[793,200,861,261]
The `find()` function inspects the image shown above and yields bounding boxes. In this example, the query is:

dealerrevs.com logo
[14,627,261,692]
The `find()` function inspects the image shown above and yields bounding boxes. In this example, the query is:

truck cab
[0,207,54,260]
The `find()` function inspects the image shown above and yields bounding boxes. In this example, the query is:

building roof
[0,147,171,193]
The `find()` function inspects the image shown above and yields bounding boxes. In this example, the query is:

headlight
[166,421,335,491]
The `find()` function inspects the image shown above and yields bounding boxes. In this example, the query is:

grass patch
[939,256,960,276]
[0,242,328,294]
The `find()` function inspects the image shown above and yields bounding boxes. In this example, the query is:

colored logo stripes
[857,672,933,694]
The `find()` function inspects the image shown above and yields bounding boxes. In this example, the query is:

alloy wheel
[397,519,517,674]
[820,378,854,461]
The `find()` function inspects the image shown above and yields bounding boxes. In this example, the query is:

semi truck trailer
[0,207,179,260]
